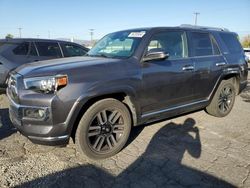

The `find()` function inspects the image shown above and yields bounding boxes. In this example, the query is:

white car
[244,48,250,62]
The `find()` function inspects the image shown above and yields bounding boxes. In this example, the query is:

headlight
[24,75,68,93]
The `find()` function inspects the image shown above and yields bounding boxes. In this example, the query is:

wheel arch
[68,90,139,141]
[209,72,240,103]
[221,72,240,95]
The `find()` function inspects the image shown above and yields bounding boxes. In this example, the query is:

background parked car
[244,48,250,63]
[0,38,89,92]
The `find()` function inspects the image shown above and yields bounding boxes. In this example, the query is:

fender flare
[208,67,241,101]
[64,85,140,137]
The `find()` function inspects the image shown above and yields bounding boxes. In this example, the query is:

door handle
[216,62,226,67]
[182,65,194,71]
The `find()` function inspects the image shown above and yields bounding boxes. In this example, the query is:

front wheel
[75,98,131,159]
[206,79,236,117]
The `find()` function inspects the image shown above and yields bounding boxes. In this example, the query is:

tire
[75,98,131,160]
[206,79,236,117]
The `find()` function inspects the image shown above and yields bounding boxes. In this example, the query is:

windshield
[87,30,146,58]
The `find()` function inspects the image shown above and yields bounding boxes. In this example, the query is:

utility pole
[48,30,50,39]
[194,12,200,26]
[89,29,94,43]
[18,27,22,38]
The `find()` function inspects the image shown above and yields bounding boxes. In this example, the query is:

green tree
[241,35,250,48]
[5,34,14,39]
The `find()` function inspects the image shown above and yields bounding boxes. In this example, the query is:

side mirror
[143,48,169,62]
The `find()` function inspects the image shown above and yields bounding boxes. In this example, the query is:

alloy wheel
[87,109,125,153]
[218,86,233,113]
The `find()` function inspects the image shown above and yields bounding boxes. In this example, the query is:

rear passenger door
[35,42,62,60]
[188,32,225,101]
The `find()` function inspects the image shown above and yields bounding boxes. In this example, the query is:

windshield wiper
[97,53,110,58]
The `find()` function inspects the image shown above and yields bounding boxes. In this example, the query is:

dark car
[0,38,89,92]
[7,25,248,159]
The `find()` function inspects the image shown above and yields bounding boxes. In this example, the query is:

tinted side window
[147,31,188,60]
[190,32,213,57]
[220,33,242,54]
[61,43,87,57]
[13,42,29,55]
[35,42,62,57]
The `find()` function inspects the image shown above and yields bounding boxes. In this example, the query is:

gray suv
[0,38,89,92]
[7,25,248,159]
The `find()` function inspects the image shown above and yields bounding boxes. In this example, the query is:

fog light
[23,108,47,120]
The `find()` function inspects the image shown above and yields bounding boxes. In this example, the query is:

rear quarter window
[0,42,18,54]
[220,33,242,54]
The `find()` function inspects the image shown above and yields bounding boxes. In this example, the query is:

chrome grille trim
[7,74,19,102]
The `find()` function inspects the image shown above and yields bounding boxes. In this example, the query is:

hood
[15,56,123,77]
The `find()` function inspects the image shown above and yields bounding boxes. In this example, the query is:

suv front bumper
[8,94,70,146]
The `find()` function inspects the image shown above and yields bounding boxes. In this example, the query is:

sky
[0,0,250,40]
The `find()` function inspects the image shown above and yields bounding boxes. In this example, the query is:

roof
[0,38,78,43]
[179,24,230,32]
[113,24,233,34]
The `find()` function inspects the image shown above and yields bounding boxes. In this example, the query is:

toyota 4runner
[7,25,248,159]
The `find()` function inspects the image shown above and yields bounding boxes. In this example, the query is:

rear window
[35,42,62,57]
[220,33,242,54]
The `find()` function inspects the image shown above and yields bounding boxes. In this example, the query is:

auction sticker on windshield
[128,31,146,38]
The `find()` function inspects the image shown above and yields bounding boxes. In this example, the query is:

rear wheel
[206,79,236,117]
[75,98,131,159]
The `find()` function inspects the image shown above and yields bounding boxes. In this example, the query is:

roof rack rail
[179,24,230,32]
